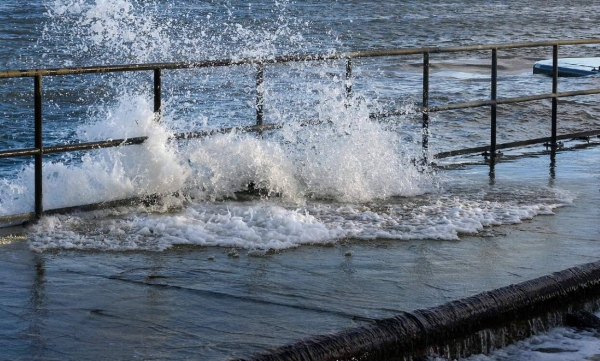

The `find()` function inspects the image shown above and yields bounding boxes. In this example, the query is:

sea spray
[184,133,302,202]
[0,95,187,216]
[277,90,426,202]
[0,69,431,216]
[0,0,432,216]
[42,0,310,66]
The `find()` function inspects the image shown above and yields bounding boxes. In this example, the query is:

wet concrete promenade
[1,145,599,360]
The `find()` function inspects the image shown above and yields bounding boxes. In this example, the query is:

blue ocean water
[0,1,599,360]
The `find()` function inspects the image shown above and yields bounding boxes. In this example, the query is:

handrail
[1,38,600,222]
[3,38,600,79]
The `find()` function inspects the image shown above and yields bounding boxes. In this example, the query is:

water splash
[0,0,575,254]
[41,0,310,65]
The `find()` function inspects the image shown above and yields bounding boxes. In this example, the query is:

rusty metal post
[490,48,498,159]
[256,64,264,126]
[422,52,430,161]
[34,75,43,219]
[551,44,558,147]
[153,68,162,122]
[345,57,353,100]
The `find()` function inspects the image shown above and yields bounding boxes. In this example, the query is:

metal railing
[1,38,600,223]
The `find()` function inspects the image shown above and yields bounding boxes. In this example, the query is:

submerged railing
[1,38,600,223]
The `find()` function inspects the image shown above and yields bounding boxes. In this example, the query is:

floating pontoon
[533,57,600,77]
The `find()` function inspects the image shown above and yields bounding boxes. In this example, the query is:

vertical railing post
[154,68,162,121]
[490,48,498,159]
[256,63,264,127]
[551,44,558,147]
[549,149,556,181]
[34,75,43,219]
[422,52,430,162]
[345,57,353,101]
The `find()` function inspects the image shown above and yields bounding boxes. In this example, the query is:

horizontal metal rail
[0,137,148,159]
[5,85,598,161]
[345,39,600,58]
[1,38,600,223]
[3,120,597,162]
[0,196,155,226]
[371,89,600,118]
[172,123,282,140]
[0,57,340,79]
[435,130,600,159]
[2,38,600,79]
[0,124,291,159]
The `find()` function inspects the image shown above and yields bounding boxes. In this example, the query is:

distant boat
[533,57,600,77]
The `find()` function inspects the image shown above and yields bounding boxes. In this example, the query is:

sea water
[0,1,600,360]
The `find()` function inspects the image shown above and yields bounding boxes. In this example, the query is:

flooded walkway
[1,145,599,360]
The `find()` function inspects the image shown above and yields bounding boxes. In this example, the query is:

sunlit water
[0,1,599,360]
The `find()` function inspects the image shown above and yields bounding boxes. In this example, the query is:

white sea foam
[28,203,342,252]
[27,187,572,252]
[466,324,600,361]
